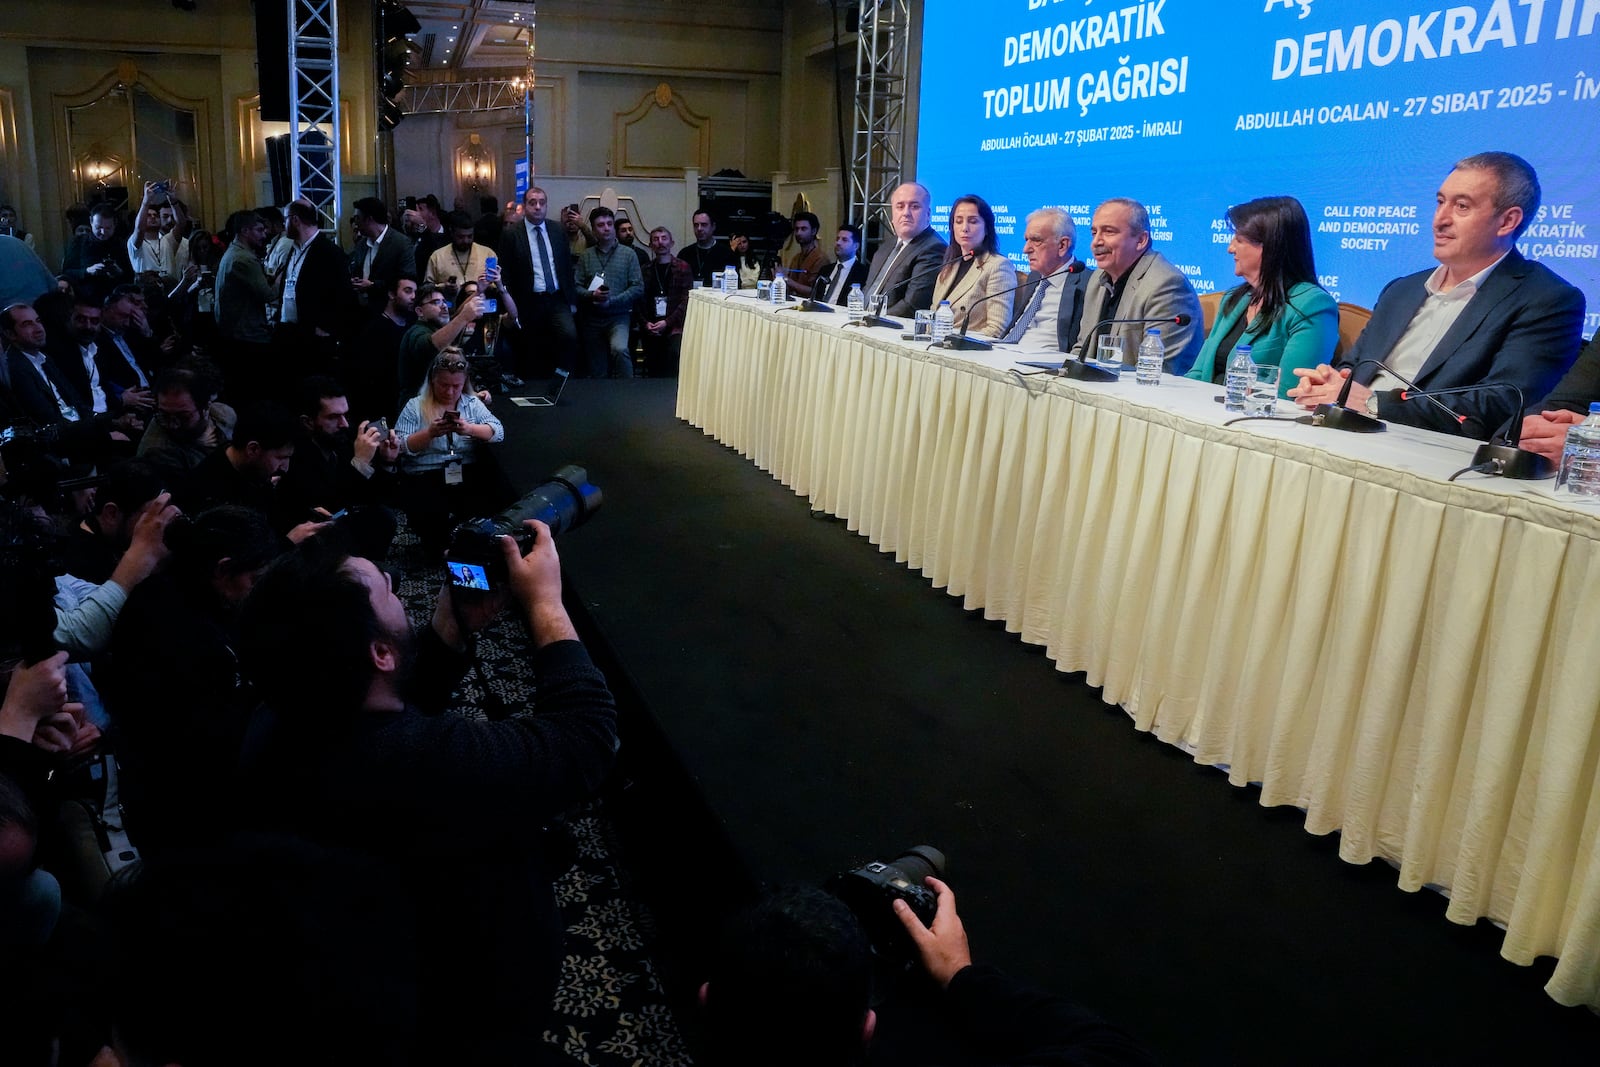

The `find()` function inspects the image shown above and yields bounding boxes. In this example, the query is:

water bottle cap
[1590,402,1600,414]
[939,300,950,306]
[1145,326,1159,334]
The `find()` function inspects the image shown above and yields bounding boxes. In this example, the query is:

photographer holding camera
[702,874,1155,1067]
[234,518,618,1064]
[60,203,132,286]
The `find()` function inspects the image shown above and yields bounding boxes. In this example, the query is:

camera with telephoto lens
[445,464,602,591]
[825,845,946,966]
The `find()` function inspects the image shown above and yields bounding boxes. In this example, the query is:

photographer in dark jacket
[701,879,1156,1067]
[235,523,618,1064]
[60,203,131,284]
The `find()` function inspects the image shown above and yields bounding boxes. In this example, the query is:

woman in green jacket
[1185,196,1338,398]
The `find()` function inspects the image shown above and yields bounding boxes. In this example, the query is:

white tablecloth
[678,289,1600,1010]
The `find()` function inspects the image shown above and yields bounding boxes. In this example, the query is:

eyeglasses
[422,297,448,307]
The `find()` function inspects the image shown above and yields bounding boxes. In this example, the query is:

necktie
[828,261,851,304]
[533,222,556,293]
[869,243,905,302]
[1002,277,1049,343]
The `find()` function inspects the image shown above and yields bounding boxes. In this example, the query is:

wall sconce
[461,133,492,192]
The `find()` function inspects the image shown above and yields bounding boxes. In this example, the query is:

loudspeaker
[266,134,292,205]
[256,0,291,123]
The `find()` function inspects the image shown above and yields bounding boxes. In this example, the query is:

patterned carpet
[392,522,696,1066]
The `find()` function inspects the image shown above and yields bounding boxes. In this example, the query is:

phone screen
[447,561,492,590]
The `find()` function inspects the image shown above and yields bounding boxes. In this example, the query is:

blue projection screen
[914,0,1600,337]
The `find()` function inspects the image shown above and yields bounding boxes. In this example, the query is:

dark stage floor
[497,379,1599,1065]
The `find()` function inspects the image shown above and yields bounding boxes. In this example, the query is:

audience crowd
[3,147,1594,1064]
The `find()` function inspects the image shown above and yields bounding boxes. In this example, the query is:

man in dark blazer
[499,185,579,377]
[350,198,414,313]
[3,303,88,426]
[1002,206,1089,352]
[1519,333,1600,462]
[814,224,871,306]
[1291,152,1585,438]
[860,183,946,318]
[94,289,161,412]
[278,200,358,382]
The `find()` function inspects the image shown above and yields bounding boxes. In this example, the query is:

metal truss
[289,0,342,233]
[400,79,526,116]
[848,0,911,232]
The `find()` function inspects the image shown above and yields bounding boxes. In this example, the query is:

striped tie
[1002,277,1049,344]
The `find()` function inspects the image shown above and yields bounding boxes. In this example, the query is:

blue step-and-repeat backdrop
[915,0,1600,335]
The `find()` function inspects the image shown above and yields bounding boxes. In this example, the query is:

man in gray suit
[1073,198,1202,373]
[861,182,946,318]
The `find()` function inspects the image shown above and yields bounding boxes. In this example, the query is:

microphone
[1311,358,1465,434]
[842,261,944,330]
[1406,384,1549,478]
[777,263,838,314]
[941,260,1083,352]
[1057,312,1192,382]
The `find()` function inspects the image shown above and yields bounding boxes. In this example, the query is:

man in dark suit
[94,289,160,413]
[1519,334,1600,463]
[3,303,88,426]
[60,202,132,286]
[499,185,578,377]
[860,182,947,318]
[1290,151,1585,438]
[814,224,871,306]
[350,198,414,313]
[278,199,357,381]
[1001,207,1089,352]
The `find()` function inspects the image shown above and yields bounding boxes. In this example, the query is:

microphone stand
[1308,358,1387,433]
[1056,313,1192,382]
[840,261,943,331]
[941,261,1084,353]
[1426,385,1550,479]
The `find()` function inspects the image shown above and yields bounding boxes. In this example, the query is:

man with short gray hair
[861,182,947,317]
[1073,197,1202,373]
[1289,151,1585,437]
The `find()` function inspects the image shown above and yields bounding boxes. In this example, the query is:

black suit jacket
[91,328,158,404]
[1534,333,1600,414]
[1344,250,1586,436]
[5,347,89,426]
[362,228,415,299]
[1008,262,1090,352]
[862,228,947,318]
[816,259,870,306]
[291,235,359,338]
[499,218,576,310]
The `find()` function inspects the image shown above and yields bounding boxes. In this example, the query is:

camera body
[444,464,602,590]
[825,845,945,965]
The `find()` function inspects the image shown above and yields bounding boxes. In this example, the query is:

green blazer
[1185,281,1339,397]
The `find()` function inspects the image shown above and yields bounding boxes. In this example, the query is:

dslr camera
[445,464,602,591]
[826,844,945,965]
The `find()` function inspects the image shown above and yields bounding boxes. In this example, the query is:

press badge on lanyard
[655,295,668,317]
[444,437,463,485]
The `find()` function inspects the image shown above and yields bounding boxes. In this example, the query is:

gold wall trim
[613,82,709,178]
[50,64,216,224]
[0,87,25,216]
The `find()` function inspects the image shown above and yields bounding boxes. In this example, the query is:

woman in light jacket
[927,193,1014,338]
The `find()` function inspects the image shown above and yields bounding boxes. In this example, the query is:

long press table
[677,287,1600,1011]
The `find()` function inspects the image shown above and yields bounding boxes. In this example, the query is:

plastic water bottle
[1556,402,1600,499]
[723,264,738,292]
[848,283,865,321]
[932,300,954,343]
[1135,327,1164,385]
[770,269,787,304]
[1224,343,1254,413]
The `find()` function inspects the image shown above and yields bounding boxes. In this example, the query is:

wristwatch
[1364,392,1380,417]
